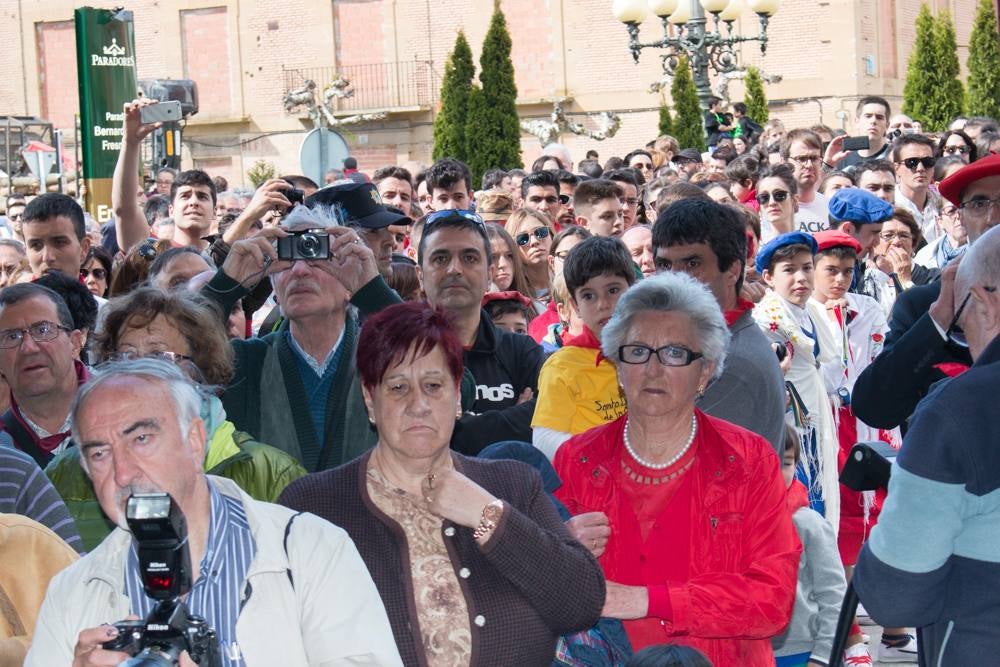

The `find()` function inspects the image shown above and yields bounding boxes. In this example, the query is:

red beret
[938,152,1000,207]
[481,291,534,309]
[813,229,863,254]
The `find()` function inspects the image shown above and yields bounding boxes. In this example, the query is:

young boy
[531,236,636,460]
[482,291,534,336]
[752,231,841,529]
[810,230,912,663]
[539,273,585,355]
[571,179,625,238]
[772,424,854,667]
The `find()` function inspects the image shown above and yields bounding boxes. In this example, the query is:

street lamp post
[613,0,778,110]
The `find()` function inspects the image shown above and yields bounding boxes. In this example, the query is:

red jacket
[554,411,800,666]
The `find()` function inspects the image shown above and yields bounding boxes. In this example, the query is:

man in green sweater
[204,183,405,471]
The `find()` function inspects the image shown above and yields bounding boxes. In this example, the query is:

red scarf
[561,326,607,366]
[8,360,89,454]
[723,298,754,327]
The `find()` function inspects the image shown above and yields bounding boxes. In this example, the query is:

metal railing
[282,60,438,112]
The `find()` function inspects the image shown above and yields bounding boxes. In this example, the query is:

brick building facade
[0,0,988,187]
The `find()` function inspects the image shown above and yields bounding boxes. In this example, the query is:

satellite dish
[299,128,350,186]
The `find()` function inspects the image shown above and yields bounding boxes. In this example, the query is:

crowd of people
[0,91,997,667]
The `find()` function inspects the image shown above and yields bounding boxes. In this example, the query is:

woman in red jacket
[554,271,801,666]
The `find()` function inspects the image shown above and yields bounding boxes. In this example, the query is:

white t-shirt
[794,191,830,234]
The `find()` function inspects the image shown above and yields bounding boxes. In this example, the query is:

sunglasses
[515,227,551,246]
[899,157,935,170]
[558,194,571,205]
[948,286,997,347]
[425,209,485,228]
[943,145,970,155]
[80,268,107,280]
[756,190,790,205]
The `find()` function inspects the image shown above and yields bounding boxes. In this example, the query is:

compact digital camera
[276,230,330,261]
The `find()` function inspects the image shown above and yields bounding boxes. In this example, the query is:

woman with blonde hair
[504,208,555,303]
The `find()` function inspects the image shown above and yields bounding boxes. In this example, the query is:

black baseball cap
[305,181,408,229]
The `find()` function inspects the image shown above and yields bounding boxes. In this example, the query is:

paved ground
[865,625,919,666]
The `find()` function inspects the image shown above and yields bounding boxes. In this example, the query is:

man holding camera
[854,224,1000,666]
[112,100,220,252]
[26,359,401,666]
[202,183,404,472]
[824,96,892,169]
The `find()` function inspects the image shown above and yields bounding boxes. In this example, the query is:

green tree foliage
[466,4,522,185]
[903,5,942,130]
[670,57,706,152]
[934,11,965,128]
[658,97,675,137]
[967,0,1000,119]
[743,66,769,123]
[433,31,475,162]
[247,159,276,188]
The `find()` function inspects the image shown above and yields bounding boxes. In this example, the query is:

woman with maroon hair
[279,301,604,667]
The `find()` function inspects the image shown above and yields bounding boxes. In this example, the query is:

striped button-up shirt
[125,482,256,666]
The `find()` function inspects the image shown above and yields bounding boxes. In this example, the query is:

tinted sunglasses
[425,209,485,228]
[515,227,551,246]
[756,190,790,205]
[80,268,107,280]
[558,194,571,205]
[899,156,935,170]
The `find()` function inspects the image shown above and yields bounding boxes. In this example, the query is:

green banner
[75,7,138,222]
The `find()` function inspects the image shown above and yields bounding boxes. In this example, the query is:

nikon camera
[103,493,221,667]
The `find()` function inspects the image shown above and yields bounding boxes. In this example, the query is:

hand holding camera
[241,179,296,227]
[122,99,166,145]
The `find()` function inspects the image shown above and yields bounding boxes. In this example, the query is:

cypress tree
[967,0,1000,119]
[934,11,965,130]
[433,31,475,162]
[743,66,769,123]
[466,3,522,185]
[902,5,939,129]
[670,56,706,152]
[658,97,675,137]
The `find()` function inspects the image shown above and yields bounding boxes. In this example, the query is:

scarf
[723,298,754,327]
[935,236,965,267]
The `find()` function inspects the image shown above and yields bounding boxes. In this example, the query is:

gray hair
[601,271,731,380]
[0,238,25,255]
[957,224,1000,295]
[72,358,205,473]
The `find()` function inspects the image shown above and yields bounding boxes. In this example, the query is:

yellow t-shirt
[531,345,626,434]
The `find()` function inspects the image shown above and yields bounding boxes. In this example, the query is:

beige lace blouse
[366,464,472,667]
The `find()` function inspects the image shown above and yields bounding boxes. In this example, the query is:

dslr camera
[276,230,330,261]
[103,493,221,667]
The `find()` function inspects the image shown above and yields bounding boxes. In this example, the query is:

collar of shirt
[125,481,255,666]
[286,326,345,377]
[19,409,71,440]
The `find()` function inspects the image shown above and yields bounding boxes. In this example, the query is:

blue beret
[755,231,818,274]
[828,188,894,225]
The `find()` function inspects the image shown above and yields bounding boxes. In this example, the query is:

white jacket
[25,476,403,667]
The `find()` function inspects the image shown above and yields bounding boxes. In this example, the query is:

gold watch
[473,499,504,540]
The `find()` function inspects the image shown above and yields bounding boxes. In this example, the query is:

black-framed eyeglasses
[558,193,571,205]
[788,154,822,166]
[959,196,1000,220]
[0,320,70,349]
[618,344,703,367]
[425,209,485,229]
[516,227,551,246]
[943,145,970,155]
[898,156,936,171]
[756,190,789,205]
[80,268,108,280]
[948,286,998,347]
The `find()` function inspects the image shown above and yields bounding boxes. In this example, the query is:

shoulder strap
[1,410,50,468]
[283,511,305,589]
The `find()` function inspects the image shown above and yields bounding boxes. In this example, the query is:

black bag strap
[283,512,305,590]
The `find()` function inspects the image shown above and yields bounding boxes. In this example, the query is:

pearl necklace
[623,414,698,470]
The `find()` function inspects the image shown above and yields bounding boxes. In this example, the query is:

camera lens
[296,233,321,259]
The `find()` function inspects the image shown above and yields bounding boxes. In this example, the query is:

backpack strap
[283,512,305,590]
